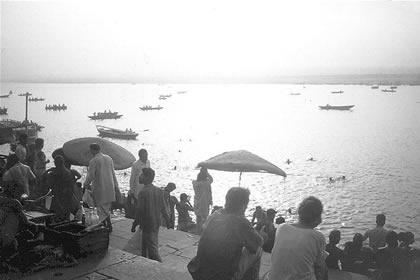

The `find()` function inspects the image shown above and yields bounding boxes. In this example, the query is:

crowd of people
[0,133,418,279]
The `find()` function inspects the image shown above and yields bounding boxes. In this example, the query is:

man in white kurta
[84,143,117,230]
[129,149,150,198]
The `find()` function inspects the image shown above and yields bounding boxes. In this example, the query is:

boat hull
[319,105,355,110]
[96,126,138,140]
[98,130,138,140]
[89,115,123,120]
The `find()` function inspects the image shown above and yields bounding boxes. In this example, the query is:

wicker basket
[46,221,109,258]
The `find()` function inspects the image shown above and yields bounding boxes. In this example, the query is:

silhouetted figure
[325,229,344,270]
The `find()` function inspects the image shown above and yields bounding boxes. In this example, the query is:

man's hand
[131,223,137,233]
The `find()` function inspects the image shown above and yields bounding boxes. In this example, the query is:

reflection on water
[1,83,419,244]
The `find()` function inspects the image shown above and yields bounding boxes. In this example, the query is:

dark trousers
[141,229,161,262]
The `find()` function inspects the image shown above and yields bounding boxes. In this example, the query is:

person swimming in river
[329,176,346,183]
[286,159,292,164]
[308,157,315,161]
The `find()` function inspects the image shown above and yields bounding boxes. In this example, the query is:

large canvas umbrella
[63,137,135,170]
[197,150,286,185]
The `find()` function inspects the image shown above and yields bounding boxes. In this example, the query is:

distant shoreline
[2,74,420,85]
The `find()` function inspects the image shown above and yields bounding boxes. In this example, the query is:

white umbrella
[197,150,286,185]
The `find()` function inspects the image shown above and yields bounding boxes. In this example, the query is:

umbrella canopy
[63,137,135,170]
[197,150,286,178]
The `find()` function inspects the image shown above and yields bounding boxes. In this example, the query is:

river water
[1,83,419,244]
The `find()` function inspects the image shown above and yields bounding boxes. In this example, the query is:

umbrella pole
[239,172,242,187]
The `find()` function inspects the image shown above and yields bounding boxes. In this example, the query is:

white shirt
[270,223,326,280]
[84,153,118,205]
[129,159,150,197]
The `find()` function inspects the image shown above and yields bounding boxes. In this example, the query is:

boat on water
[18,92,32,96]
[290,93,301,96]
[45,104,67,111]
[331,90,344,94]
[371,85,379,89]
[319,104,355,110]
[139,105,163,111]
[382,89,396,93]
[0,94,43,144]
[96,125,138,140]
[177,91,187,94]
[88,111,122,120]
[390,86,398,89]
[29,97,45,102]
[0,92,11,98]
[0,107,8,115]
[159,94,172,100]
[0,120,42,145]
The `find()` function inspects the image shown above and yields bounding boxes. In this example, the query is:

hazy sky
[1,1,420,82]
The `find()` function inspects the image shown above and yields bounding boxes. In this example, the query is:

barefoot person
[131,168,169,262]
[83,143,118,231]
[192,167,213,234]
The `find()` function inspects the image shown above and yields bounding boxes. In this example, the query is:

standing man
[131,167,169,262]
[189,187,263,280]
[129,149,150,198]
[363,214,388,252]
[193,167,213,234]
[83,143,118,231]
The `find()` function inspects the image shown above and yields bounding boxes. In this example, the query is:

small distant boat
[18,92,32,96]
[0,107,8,115]
[371,85,379,89]
[290,93,301,96]
[139,105,163,111]
[159,94,172,100]
[88,111,122,120]
[29,97,45,102]
[96,125,138,140]
[177,91,187,94]
[45,104,67,111]
[390,86,397,89]
[382,89,396,93]
[319,104,355,110]
[331,90,344,94]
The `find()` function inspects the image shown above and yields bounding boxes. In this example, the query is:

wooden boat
[331,90,344,94]
[139,105,163,111]
[158,94,172,100]
[0,107,8,115]
[96,125,138,140]
[382,89,396,93]
[390,86,397,89]
[18,92,32,96]
[45,104,67,111]
[88,111,122,120]
[319,104,355,110]
[371,85,379,89]
[29,97,45,102]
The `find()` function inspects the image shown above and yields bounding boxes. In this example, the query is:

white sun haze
[1,0,420,82]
